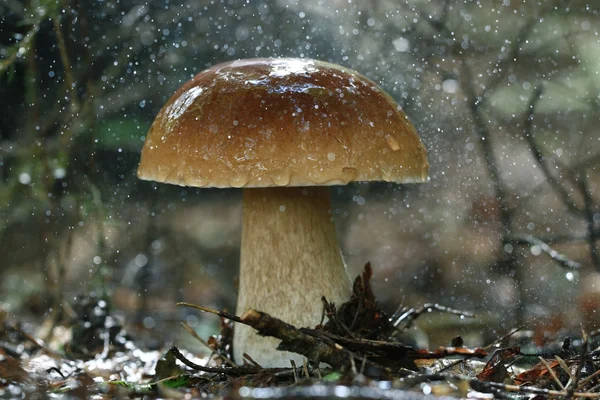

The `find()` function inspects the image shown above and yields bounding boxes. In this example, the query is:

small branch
[472,380,600,398]
[169,345,313,381]
[178,303,371,368]
[461,62,513,235]
[309,329,416,361]
[566,330,589,399]
[0,25,39,74]
[538,356,565,390]
[521,86,584,218]
[176,302,243,324]
[168,346,261,376]
[461,59,528,321]
[483,326,523,351]
[240,309,352,368]
[5,323,62,359]
[507,232,599,245]
[321,297,357,339]
[437,327,524,379]
[555,356,574,382]
[577,365,600,390]
[510,234,582,270]
[242,353,262,368]
[179,321,236,367]
[52,15,79,112]
[481,16,540,102]
[392,303,475,331]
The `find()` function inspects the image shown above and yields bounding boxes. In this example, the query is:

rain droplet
[18,172,31,185]
[530,245,542,256]
[230,175,248,188]
[341,167,358,182]
[566,272,575,282]
[272,171,291,186]
[386,135,400,151]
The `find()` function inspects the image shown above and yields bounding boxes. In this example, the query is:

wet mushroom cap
[137,58,428,187]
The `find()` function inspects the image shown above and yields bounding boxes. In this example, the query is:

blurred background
[1,0,599,352]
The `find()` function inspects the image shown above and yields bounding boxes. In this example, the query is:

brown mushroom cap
[138,58,428,188]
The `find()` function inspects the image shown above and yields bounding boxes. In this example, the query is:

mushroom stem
[234,186,351,367]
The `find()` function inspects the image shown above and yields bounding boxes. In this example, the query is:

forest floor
[1,264,598,399]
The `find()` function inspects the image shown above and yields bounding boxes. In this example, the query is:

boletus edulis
[137,58,428,367]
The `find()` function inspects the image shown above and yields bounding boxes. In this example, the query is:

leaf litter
[2,264,600,399]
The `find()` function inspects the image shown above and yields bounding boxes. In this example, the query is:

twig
[437,320,521,374]
[473,380,600,398]
[521,85,584,218]
[168,346,263,376]
[0,25,39,74]
[538,356,565,390]
[461,61,513,235]
[290,360,299,383]
[179,321,236,367]
[176,302,243,324]
[555,356,574,383]
[321,297,357,339]
[302,359,310,379]
[566,329,589,398]
[511,234,582,270]
[6,323,62,359]
[461,58,527,321]
[349,353,358,376]
[46,366,67,379]
[359,355,367,376]
[52,16,79,112]
[314,330,414,359]
[242,353,262,368]
[507,232,599,245]
[241,309,360,368]
[392,303,475,331]
[436,359,465,374]
[169,346,310,381]
[179,303,368,368]
[577,367,600,390]
[480,16,541,103]
[398,3,452,114]
[483,326,523,351]
[349,291,363,332]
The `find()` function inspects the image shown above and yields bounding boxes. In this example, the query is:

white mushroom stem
[234,186,352,367]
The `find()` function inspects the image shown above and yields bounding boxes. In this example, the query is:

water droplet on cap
[230,175,248,188]
[272,171,291,186]
[341,167,358,182]
[386,135,400,151]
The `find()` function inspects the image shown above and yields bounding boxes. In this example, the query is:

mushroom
[137,58,428,367]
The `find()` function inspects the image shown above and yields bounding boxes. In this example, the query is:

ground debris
[3,266,600,399]
[473,346,520,383]
[324,262,391,338]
